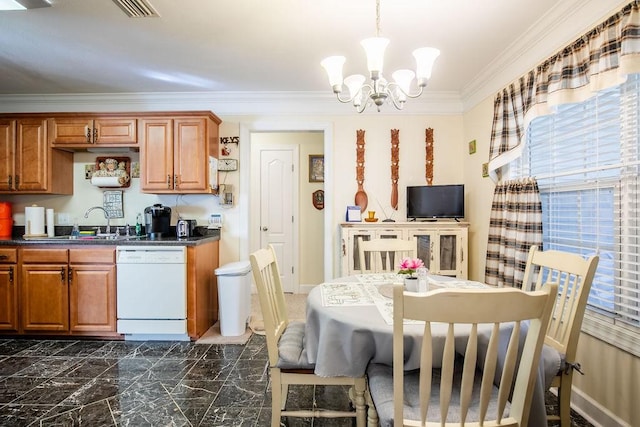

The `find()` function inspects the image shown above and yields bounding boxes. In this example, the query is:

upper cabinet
[0,118,73,194]
[139,112,220,194]
[49,116,137,149]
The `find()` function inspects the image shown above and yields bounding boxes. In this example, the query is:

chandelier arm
[387,82,425,99]
[386,90,405,110]
[335,93,356,104]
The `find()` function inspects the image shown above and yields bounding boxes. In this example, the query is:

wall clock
[218,158,238,171]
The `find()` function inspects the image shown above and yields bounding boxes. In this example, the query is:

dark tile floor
[0,335,593,427]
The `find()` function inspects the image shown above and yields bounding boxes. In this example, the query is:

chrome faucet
[84,206,111,234]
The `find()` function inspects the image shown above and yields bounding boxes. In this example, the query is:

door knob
[262,227,268,231]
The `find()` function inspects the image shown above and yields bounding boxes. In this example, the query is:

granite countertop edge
[0,233,220,247]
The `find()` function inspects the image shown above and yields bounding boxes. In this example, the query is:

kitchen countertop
[0,227,220,247]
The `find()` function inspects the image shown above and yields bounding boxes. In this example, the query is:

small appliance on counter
[176,219,197,238]
[144,204,171,239]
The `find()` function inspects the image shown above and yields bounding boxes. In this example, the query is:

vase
[404,277,418,292]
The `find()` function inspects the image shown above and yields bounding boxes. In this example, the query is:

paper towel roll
[25,205,45,236]
[46,208,55,237]
[91,176,124,187]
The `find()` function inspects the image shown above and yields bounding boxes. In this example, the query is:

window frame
[512,75,640,357]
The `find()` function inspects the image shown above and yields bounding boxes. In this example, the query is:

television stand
[339,221,469,279]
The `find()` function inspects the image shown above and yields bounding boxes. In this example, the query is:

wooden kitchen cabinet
[49,116,137,148]
[20,248,69,332]
[0,248,18,332]
[0,118,73,194]
[19,247,117,335]
[187,239,219,339]
[139,111,220,193]
[69,248,116,334]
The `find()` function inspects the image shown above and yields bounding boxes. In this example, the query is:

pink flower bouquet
[398,257,425,277]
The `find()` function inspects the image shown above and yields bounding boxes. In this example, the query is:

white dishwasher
[116,246,188,341]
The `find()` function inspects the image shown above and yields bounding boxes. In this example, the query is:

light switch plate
[218,158,238,171]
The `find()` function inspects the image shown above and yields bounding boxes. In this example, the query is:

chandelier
[321,0,440,113]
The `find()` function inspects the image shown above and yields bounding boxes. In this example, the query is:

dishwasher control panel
[116,246,186,264]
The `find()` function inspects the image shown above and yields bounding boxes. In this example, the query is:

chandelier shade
[320,0,439,112]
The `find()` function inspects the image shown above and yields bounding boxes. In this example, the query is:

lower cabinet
[0,248,18,332]
[69,249,116,334]
[19,247,116,335]
[20,249,69,332]
[186,239,219,340]
[5,242,217,339]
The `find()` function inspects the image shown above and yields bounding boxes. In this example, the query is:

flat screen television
[406,184,464,220]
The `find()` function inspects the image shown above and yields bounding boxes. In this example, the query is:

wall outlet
[58,213,71,225]
[85,164,95,179]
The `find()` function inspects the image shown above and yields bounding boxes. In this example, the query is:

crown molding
[0,91,463,116]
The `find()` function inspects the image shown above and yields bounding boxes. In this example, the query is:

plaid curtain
[486,1,640,282]
[485,178,542,288]
[489,0,640,175]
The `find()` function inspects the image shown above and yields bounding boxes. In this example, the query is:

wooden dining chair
[358,237,417,273]
[521,246,599,427]
[366,284,557,427]
[249,245,368,427]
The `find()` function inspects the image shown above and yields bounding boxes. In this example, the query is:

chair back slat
[522,246,599,358]
[358,237,417,273]
[392,284,557,427]
[419,322,433,424]
[459,324,478,424]
[250,245,289,367]
[497,320,521,421]
[478,323,499,423]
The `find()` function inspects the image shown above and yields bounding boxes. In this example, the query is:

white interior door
[260,148,296,292]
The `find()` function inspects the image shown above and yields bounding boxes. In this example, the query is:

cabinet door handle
[86,127,91,143]
[14,175,19,187]
[68,267,73,284]
[60,267,66,283]
[7,176,11,186]
[174,174,179,188]
[93,128,98,143]
[8,266,13,283]
[167,175,172,189]
[0,255,7,260]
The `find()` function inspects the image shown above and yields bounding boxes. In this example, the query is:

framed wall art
[309,154,324,182]
[468,139,477,155]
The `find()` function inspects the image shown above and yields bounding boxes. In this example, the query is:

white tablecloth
[304,275,561,427]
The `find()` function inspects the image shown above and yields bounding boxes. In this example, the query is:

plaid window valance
[489,0,640,175]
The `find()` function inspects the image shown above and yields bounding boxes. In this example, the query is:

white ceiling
[0,0,629,110]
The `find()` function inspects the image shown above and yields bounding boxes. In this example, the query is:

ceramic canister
[0,202,11,218]
[0,202,12,237]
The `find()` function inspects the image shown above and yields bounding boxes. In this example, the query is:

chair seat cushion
[276,321,315,370]
[367,361,510,426]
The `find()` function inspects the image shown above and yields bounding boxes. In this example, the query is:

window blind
[513,74,640,352]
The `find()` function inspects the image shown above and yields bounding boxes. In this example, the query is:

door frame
[239,122,334,283]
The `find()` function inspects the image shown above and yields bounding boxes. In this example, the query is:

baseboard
[570,387,631,427]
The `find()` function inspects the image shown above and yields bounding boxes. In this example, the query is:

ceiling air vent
[112,0,159,18]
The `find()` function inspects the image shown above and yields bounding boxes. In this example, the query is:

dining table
[304,273,561,427]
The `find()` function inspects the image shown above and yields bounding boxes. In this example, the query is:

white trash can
[215,261,252,336]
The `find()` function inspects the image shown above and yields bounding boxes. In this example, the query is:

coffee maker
[144,204,171,239]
